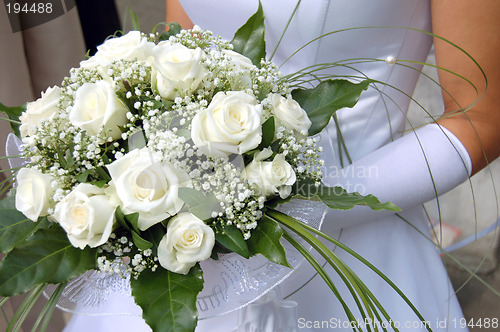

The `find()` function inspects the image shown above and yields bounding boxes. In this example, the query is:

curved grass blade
[30,283,67,332]
[274,209,430,329]
[268,211,381,331]
[280,232,360,330]
[6,284,46,332]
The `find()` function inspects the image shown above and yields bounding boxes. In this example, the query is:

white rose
[191,91,263,157]
[78,56,113,82]
[70,80,128,139]
[223,50,256,90]
[158,212,215,275]
[223,50,256,71]
[19,86,61,138]
[94,30,154,64]
[54,183,117,249]
[242,153,296,199]
[15,168,54,221]
[151,43,207,99]
[268,94,311,134]
[106,148,191,230]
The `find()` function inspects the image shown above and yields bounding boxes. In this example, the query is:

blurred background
[1,0,499,330]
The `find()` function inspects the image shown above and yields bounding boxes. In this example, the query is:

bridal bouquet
[0,4,403,332]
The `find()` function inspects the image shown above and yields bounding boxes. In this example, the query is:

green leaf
[140,223,166,256]
[215,224,250,259]
[257,116,275,150]
[114,206,141,233]
[158,23,182,42]
[131,264,204,332]
[231,1,266,67]
[125,212,141,233]
[178,187,221,221]
[0,192,51,253]
[128,8,140,31]
[292,79,371,136]
[210,242,232,260]
[127,130,147,151]
[247,215,290,267]
[95,166,111,182]
[0,208,39,253]
[0,191,16,209]
[0,102,25,138]
[115,206,131,231]
[293,179,400,211]
[131,230,153,251]
[75,169,92,183]
[0,225,97,296]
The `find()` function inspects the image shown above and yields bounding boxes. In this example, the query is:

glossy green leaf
[292,79,371,136]
[0,102,25,138]
[293,179,400,211]
[114,206,141,233]
[131,230,153,251]
[75,169,93,183]
[210,241,232,260]
[0,225,97,296]
[0,191,15,209]
[125,212,141,233]
[140,223,167,256]
[115,206,130,231]
[231,1,266,67]
[158,23,182,42]
[0,193,51,253]
[247,215,290,267]
[178,187,220,221]
[0,209,39,253]
[131,264,204,332]
[215,224,250,259]
[257,116,275,150]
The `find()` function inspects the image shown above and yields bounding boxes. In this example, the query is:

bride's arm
[432,0,500,175]
[324,1,500,230]
[166,0,194,29]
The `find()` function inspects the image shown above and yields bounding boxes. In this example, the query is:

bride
[65,0,500,331]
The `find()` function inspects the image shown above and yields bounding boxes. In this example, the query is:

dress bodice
[180,0,433,168]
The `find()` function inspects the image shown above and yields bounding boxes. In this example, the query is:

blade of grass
[281,231,360,331]
[268,211,381,331]
[31,283,66,332]
[7,284,46,332]
[268,208,430,329]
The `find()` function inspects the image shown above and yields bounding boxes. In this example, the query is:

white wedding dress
[64,0,468,331]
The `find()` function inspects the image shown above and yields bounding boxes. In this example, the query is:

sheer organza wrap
[7,133,327,319]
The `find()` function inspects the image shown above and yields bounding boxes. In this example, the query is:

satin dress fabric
[184,1,466,331]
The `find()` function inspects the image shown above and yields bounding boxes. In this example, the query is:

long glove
[320,123,472,233]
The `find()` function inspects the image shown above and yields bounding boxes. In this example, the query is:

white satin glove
[320,123,472,233]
